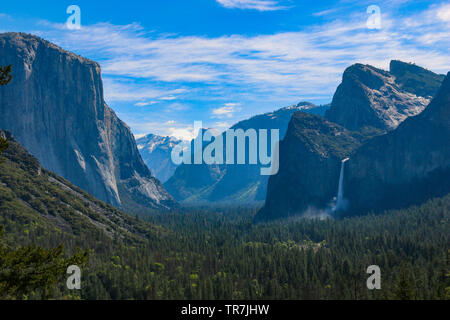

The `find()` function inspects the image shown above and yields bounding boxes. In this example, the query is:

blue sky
[1,0,449,139]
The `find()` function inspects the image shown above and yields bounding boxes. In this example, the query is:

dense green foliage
[0,138,8,155]
[0,132,167,243]
[1,66,90,299]
[138,200,449,300]
[0,131,88,299]
[0,225,87,299]
[0,132,448,300]
[0,65,12,86]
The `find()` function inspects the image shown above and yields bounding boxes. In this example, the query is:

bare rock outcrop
[0,32,176,214]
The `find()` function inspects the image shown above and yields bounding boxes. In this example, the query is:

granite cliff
[165,103,329,204]
[325,61,444,131]
[345,72,450,214]
[259,63,447,221]
[256,112,364,221]
[0,33,176,214]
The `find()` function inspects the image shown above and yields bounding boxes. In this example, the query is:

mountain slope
[345,72,450,214]
[136,134,182,183]
[0,32,176,214]
[0,130,165,243]
[390,60,446,98]
[256,112,364,221]
[258,69,449,221]
[325,61,444,131]
[2,131,448,300]
[165,102,329,204]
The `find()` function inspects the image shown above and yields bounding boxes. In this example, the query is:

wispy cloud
[312,8,342,17]
[213,121,231,129]
[224,102,241,108]
[134,101,157,107]
[1,2,449,137]
[216,0,287,11]
[102,78,188,102]
[30,3,448,107]
[159,96,177,101]
[212,104,241,118]
[125,119,195,140]
[437,3,450,21]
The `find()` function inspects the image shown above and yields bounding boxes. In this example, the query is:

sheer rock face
[0,32,176,213]
[256,112,363,221]
[164,103,329,204]
[258,64,448,221]
[345,72,450,214]
[325,62,444,131]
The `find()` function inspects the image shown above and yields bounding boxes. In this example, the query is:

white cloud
[166,103,190,111]
[437,3,450,22]
[224,102,241,107]
[213,121,231,130]
[212,104,242,118]
[2,2,448,139]
[168,126,196,141]
[3,2,449,108]
[401,3,450,45]
[35,11,447,106]
[216,0,286,11]
[159,96,177,101]
[312,8,342,17]
[101,78,187,103]
[134,133,147,139]
[134,101,157,107]
[124,119,194,140]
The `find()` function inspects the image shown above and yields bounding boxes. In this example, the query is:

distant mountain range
[164,102,330,205]
[136,134,182,183]
[257,63,448,221]
[0,33,176,214]
[1,32,447,220]
[163,60,447,212]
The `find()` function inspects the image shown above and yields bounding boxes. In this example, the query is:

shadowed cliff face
[325,62,444,132]
[256,112,363,221]
[0,32,176,213]
[257,66,447,221]
[164,103,329,205]
[345,72,450,214]
[390,60,446,98]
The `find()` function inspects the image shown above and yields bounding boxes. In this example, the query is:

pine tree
[0,65,12,85]
[0,226,88,299]
[0,65,11,157]
[393,266,416,300]
[0,136,8,157]
[0,69,89,298]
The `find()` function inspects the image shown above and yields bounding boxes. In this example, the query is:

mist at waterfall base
[297,158,350,221]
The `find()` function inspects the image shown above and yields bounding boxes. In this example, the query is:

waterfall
[335,158,349,211]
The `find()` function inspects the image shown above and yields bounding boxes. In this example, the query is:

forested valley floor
[1,191,449,300]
